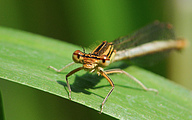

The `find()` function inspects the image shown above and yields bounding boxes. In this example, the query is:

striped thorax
[72,41,116,72]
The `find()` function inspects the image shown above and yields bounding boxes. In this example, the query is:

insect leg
[66,67,84,100]
[105,69,158,94]
[98,68,114,114]
[48,62,75,72]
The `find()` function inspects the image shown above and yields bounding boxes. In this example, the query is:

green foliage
[0,27,192,119]
[0,91,4,120]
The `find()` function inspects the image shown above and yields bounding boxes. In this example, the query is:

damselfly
[48,21,187,114]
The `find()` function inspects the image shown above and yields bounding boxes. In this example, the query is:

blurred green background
[0,0,191,120]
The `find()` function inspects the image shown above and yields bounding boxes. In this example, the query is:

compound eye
[72,50,84,63]
[99,55,110,66]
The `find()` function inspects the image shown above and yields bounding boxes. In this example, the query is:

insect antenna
[81,46,86,53]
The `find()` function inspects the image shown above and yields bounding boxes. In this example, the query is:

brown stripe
[91,41,107,55]
[107,44,114,58]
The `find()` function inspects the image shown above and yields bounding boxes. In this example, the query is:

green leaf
[0,91,4,120]
[0,26,192,119]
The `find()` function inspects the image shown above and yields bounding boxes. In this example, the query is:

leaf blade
[0,26,192,119]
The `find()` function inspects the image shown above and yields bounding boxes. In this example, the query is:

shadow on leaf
[57,62,147,99]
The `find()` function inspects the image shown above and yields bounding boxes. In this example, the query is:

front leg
[98,67,115,114]
[48,62,75,72]
[65,67,84,99]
